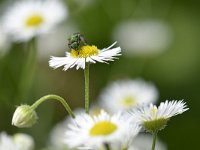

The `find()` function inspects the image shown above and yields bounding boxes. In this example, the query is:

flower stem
[151,131,157,150]
[19,38,37,101]
[104,143,110,150]
[30,94,75,118]
[84,62,90,114]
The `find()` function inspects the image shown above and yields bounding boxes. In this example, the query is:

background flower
[113,20,172,56]
[99,79,158,113]
[64,110,139,149]
[2,0,67,42]
[0,132,34,150]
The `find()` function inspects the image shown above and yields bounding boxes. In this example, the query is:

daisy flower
[120,121,141,150]
[113,20,172,56]
[0,132,34,150]
[2,0,67,42]
[49,41,121,70]
[99,79,158,113]
[49,118,72,150]
[129,100,189,132]
[48,107,101,150]
[13,133,34,150]
[48,108,84,150]
[0,132,16,150]
[64,110,140,149]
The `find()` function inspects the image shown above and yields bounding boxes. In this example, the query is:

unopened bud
[12,105,38,128]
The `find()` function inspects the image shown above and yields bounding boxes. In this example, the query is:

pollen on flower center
[25,15,44,27]
[90,121,117,136]
[121,96,136,107]
[70,45,99,58]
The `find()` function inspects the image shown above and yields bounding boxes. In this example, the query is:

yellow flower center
[121,96,136,108]
[70,45,99,58]
[90,121,117,136]
[25,15,44,27]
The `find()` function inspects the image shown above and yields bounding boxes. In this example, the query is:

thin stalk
[30,94,75,118]
[84,62,90,114]
[104,143,110,150]
[151,131,157,150]
[18,38,37,101]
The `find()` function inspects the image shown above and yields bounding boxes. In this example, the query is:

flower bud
[12,105,38,128]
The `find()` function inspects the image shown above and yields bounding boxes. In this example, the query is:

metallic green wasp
[68,33,86,50]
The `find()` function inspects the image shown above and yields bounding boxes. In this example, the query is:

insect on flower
[68,33,87,50]
[49,33,121,70]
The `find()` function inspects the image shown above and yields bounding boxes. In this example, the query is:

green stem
[18,38,37,101]
[104,143,110,150]
[30,94,75,118]
[151,131,157,150]
[84,62,90,114]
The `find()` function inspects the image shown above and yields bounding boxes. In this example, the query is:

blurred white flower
[37,24,78,59]
[3,0,67,42]
[130,100,188,132]
[13,133,34,150]
[113,20,172,56]
[99,79,158,113]
[64,110,140,149]
[0,132,16,150]
[0,132,34,150]
[129,134,167,150]
[49,117,72,150]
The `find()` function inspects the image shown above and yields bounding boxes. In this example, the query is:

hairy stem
[151,131,157,150]
[31,94,75,118]
[84,62,90,114]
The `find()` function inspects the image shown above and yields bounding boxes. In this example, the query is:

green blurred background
[0,0,199,149]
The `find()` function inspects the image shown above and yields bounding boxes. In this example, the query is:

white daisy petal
[101,41,117,52]
[49,56,71,69]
